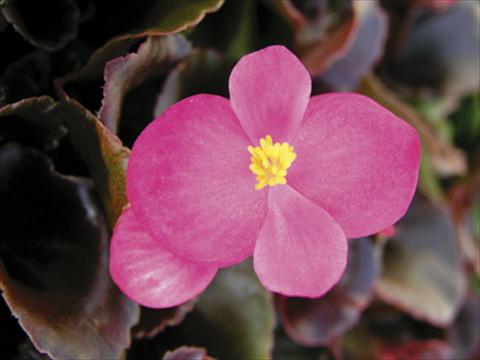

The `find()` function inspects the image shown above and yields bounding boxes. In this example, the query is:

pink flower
[378,225,397,239]
[109,46,420,308]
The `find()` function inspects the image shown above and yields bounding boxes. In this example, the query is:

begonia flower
[110,45,420,308]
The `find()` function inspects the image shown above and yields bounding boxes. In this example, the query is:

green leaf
[190,0,258,61]
[220,0,256,60]
[419,151,444,204]
[450,93,480,167]
[141,0,224,35]
[0,1,9,10]
[474,199,480,240]
[471,275,480,295]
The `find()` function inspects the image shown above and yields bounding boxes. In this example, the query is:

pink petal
[109,208,217,308]
[253,186,348,297]
[229,45,311,143]
[288,93,420,238]
[127,94,267,266]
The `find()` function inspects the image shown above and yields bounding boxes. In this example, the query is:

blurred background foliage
[0,0,478,359]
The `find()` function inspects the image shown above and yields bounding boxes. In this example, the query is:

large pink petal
[253,186,348,298]
[288,93,420,238]
[110,208,217,308]
[229,45,311,143]
[127,94,267,266]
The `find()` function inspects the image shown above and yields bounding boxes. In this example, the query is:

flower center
[247,135,297,190]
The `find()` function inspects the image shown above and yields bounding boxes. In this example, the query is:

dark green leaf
[379,340,452,360]
[386,1,480,98]
[0,96,66,151]
[154,49,231,116]
[0,143,139,359]
[2,0,80,51]
[129,261,275,359]
[1,51,51,104]
[321,1,388,90]
[133,301,195,339]
[449,293,480,359]
[99,35,191,133]
[55,89,130,226]
[267,0,356,75]
[277,237,380,346]
[188,261,275,359]
[375,196,466,326]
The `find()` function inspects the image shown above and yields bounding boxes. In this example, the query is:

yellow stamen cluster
[248,135,297,190]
